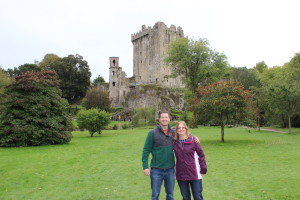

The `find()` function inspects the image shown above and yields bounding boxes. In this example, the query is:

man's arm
[142,131,153,175]
[189,133,200,144]
[194,136,200,144]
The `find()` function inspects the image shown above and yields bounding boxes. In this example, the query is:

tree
[0,67,12,94]
[260,62,300,132]
[0,70,72,147]
[81,87,111,112]
[229,67,260,90]
[0,67,13,113]
[39,53,61,69]
[254,61,268,74]
[92,75,106,87]
[40,54,92,103]
[165,37,229,93]
[76,108,110,136]
[6,63,42,77]
[191,81,255,142]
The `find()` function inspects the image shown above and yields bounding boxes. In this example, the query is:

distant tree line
[166,37,300,141]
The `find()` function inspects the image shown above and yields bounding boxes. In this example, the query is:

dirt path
[258,128,288,133]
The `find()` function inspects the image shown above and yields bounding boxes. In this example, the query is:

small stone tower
[109,57,129,107]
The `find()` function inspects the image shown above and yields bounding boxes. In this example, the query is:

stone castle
[109,22,185,109]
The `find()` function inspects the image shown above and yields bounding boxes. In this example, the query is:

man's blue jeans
[150,168,175,200]
[177,179,203,200]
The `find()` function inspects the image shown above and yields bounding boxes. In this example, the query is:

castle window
[156,78,158,84]
[112,71,115,76]
[112,82,116,86]
[113,60,116,66]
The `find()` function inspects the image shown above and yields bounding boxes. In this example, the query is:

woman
[173,121,207,200]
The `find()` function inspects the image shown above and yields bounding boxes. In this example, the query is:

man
[142,111,175,200]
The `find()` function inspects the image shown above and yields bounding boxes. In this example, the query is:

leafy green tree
[92,75,106,87]
[260,63,300,132]
[0,67,13,113]
[39,53,61,69]
[0,67,12,94]
[254,61,268,74]
[40,54,92,103]
[229,67,260,90]
[0,70,72,147]
[6,64,42,77]
[165,37,229,93]
[132,107,156,127]
[81,87,111,112]
[76,108,110,136]
[191,81,255,142]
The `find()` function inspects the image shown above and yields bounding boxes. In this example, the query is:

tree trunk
[288,114,291,134]
[221,124,225,142]
[257,116,261,132]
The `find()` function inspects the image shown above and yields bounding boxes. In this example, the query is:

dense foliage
[165,37,229,93]
[0,70,72,147]
[191,81,256,142]
[0,68,13,113]
[92,75,106,87]
[8,54,92,103]
[132,107,156,127]
[42,54,91,103]
[6,64,41,77]
[76,108,110,136]
[81,87,111,112]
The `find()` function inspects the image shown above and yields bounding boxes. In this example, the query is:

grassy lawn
[0,127,299,200]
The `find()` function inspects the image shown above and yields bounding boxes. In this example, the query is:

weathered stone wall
[126,85,185,111]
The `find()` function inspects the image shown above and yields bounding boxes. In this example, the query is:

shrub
[112,124,119,130]
[0,71,72,147]
[76,108,110,136]
[81,87,111,112]
[132,107,156,127]
[121,123,130,129]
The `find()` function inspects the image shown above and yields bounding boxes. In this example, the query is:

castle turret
[109,57,129,107]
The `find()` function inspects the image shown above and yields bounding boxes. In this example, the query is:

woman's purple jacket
[173,135,207,181]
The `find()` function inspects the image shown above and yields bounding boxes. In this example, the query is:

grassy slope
[0,127,299,200]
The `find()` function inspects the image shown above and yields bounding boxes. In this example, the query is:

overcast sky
[1,0,299,81]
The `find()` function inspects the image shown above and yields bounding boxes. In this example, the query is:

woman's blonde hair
[174,121,191,140]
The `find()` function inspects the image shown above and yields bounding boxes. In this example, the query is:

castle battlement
[131,28,150,41]
[131,22,184,42]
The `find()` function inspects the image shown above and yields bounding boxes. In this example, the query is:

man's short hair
[158,111,170,118]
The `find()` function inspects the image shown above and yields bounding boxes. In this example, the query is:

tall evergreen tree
[0,70,72,147]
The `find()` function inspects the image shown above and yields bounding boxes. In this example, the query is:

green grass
[0,127,299,200]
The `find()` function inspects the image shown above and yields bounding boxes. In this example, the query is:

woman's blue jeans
[150,168,175,200]
[177,179,203,200]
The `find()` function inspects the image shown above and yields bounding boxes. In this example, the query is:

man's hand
[144,169,150,176]
[194,136,200,144]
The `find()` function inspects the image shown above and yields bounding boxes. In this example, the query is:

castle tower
[131,22,185,87]
[109,57,129,107]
